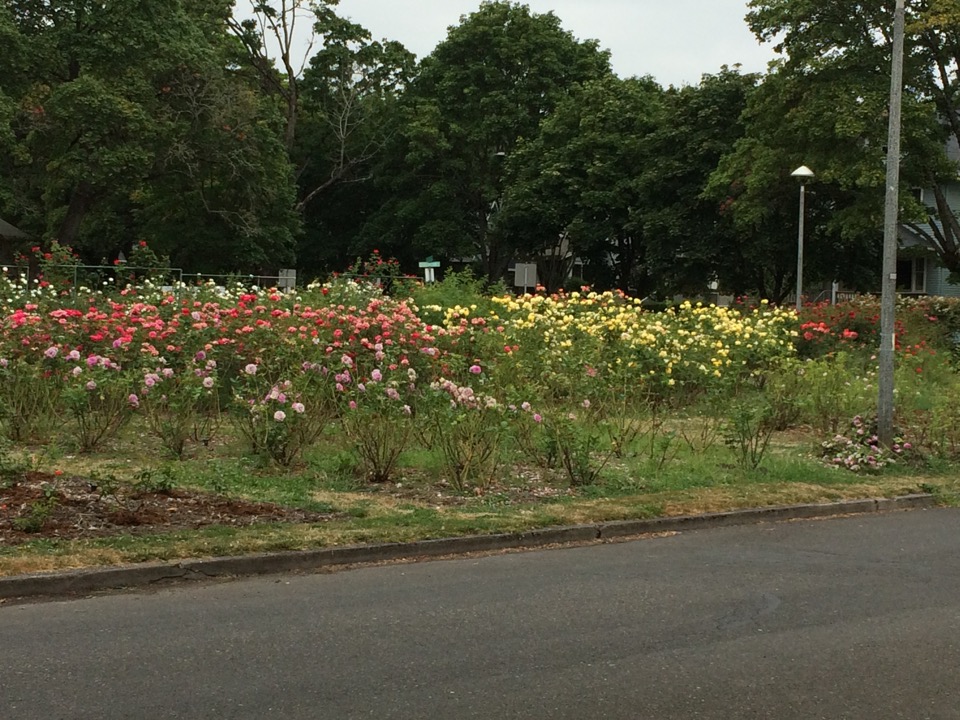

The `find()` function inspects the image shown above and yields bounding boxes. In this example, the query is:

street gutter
[0,494,937,601]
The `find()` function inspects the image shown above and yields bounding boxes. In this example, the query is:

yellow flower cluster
[477,293,797,389]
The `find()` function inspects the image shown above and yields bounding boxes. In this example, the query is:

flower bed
[0,271,956,488]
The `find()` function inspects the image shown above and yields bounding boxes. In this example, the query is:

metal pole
[796,183,806,313]
[878,0,906,446]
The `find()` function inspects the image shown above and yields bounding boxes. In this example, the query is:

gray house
[895,183,960,297]
[894,134,960,298]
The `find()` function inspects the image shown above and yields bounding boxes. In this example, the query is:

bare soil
[0,471,338,546]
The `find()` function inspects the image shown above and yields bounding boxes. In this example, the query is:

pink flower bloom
[292,402,305,414]
[128,394,140,408]
[371,369,383,382]
[469,365,482,374]
[348,400,357,410]
[274,410,286,422]
[385,387,401,401]
[44,346,59,359]
[533,413,543,423]
[67,349,80,361]
[85,380,97,391]
[244,363,258,375]
[87,355,99,367]
[202,377,214,389]
[521,401,531,412]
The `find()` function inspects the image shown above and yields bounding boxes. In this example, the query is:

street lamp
[791,165,815,312]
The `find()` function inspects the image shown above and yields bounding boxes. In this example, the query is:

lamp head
[791,165,815,182]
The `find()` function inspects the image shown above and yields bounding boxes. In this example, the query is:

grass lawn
[2,418,956,577]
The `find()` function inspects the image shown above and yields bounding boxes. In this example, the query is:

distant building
[0,217,29,265]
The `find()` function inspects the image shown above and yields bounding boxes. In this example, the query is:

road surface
[2,508,959,719]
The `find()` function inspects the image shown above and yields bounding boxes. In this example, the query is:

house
[0,216,29,266]
[897,185,960,298]
[892,133,960,298]
[0,216,28,241]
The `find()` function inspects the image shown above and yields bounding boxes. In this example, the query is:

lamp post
[791,165,815,312]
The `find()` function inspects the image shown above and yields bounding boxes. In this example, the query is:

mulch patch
[0,471,339,546]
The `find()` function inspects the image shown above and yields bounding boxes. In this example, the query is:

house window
[896,257,926,294]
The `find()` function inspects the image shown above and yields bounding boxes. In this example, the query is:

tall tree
[642,68,760,296]
[501,75,665,293]
[228,0,327,152]
[296,13,414,212]
[228,0,414,269]
[0,0,301,270]
[364,1,611,281]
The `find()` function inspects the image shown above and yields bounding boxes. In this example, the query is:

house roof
[0,217,28,240]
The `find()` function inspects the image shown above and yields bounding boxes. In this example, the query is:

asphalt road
[2,508,959,720]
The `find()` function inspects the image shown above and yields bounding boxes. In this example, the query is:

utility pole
[878,0,906,446]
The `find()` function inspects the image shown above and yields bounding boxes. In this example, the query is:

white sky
[337,0,780,87]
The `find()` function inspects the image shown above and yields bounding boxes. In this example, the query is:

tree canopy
[3,0,959,297]
[360,1,612,281]
[1,0,300,271]
[739,0,960,283]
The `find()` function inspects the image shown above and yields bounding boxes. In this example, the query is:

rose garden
[2,254,960,573]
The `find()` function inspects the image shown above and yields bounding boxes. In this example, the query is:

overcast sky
[337,0,780,87]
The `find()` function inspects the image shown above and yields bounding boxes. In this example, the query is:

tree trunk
[56,182,96,247]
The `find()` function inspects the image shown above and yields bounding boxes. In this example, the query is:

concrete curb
[0,494,938,601]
